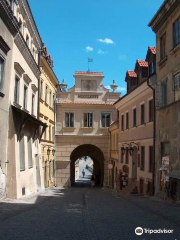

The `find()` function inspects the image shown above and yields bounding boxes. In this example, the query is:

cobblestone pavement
[0,185,180,240]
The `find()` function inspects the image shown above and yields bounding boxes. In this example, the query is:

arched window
[19,19,22,33]
[26,35,29,47]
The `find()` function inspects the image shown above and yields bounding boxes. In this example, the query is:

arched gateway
[55,71,120,187]
[70,144,104,186]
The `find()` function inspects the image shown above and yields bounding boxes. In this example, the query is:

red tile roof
[136,60,148,67]
[75,71,103,75]
[127,71,137,78]
[148,46,156,54]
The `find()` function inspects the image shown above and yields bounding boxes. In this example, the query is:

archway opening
[70,144,104,187]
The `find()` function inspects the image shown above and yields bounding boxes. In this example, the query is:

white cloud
[105,86,126,92]
[97,49,107,54]
[86,46,93,52]
[97,38,114,44]
[118,55,127,60]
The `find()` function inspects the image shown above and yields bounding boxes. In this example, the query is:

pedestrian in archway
[82,169,85,178]
[91,174,95,187]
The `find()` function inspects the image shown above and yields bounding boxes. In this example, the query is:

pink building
[114,47,156,195]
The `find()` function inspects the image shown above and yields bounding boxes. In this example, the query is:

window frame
[140,104,145,125]
[121,114,124,131]
[0,55,5,92]
[160,33,166,60]
[133,108,137,127]
[174,72,180,102]
[65,112,74,128]
[149,99,154,122]
[140,146,145,171]
[101,112,111,128]
[14,75,20,104]
[126,112,129,130]
[173,17,180,48]
[161,80,168,107]
[23,84,28,110]
[83,112,93,128]
[31,93,35,115]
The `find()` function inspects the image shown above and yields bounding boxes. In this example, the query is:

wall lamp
[121,142,139,156]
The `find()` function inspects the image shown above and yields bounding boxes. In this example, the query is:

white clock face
[82,80,96,91]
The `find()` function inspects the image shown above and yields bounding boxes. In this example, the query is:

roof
[57,101,114,106]
[75,71,103,75]
[136,60,148,67]
[149,46,156,54]
[127,71,137,78]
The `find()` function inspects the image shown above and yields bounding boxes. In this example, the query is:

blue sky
[29,0,164,93]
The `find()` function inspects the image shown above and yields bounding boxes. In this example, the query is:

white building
[56,71,120,187]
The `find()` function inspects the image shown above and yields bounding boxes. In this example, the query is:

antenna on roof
[88,58,93,72]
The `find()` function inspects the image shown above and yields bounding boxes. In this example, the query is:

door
[140,178,144,194]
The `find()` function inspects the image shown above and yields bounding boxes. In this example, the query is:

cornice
[148,0,180,33]
[0,0,19,36]
[14,32,40,79]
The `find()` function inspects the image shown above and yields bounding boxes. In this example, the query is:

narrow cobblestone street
[0,186,180,240]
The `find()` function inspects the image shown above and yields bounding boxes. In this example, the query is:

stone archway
[70,144,104,186]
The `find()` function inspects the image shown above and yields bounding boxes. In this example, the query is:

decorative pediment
[31,84,38,93]
[14,62,25,76]
[23,74,32,85]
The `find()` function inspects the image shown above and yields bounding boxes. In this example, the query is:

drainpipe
[147,77,156,196]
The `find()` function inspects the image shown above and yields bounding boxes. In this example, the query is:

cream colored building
[1,0,46,199]
[109,119,119,189]
[149,0,180,198]
[114,48,156,195]
[39,46,58,188]
[56,71,120,187]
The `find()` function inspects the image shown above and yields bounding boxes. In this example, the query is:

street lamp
[129,146,134,156]
[122,143,130,155]
[47,148,51,156]
[52,149,55,156]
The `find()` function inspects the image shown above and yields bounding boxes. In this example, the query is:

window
[125,147,129,164]
[121,115,124,131]
[160,33,166,60]
[26,35,29,47]
[49,90,52,106]
[40,80,43,99]
[19,19,22,33]
[161,81,167,107]
[141,104,145,125]
[174,72,180,101]
[149,146,153,173]
[140,146,145,171]
[173,17,180,47]
[149,100,154,122]
[121,147,124,163]
[52,94,55,110]
[65,113,74,127]
[126,112,129,129]
[83,113,93,128]
[19,134,25,171]
[133,108,136,127]
[44,128,47,140]
[49,125,51,141]
[45,86,48,103]
[14,75,20,104]
[28,137,33,168]
[52,127,55,142]
[149,57,156,75]
[101,113,111,127]
[31,94,35,115]
[0,57,4,90]
[23,85,28,109]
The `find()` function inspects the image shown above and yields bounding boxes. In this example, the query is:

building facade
[109,119,119,189]
[0,0,18,198]
[39,46,58,188]
[114,48,156,195]
[0,0,46,199]
[56,71,120,187]
[149,0,180,198]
